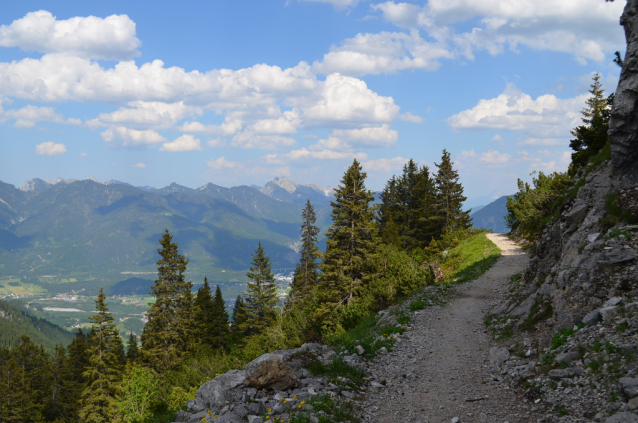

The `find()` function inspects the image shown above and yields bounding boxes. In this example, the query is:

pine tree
[79,288,123,423]
[240,242,278,336]
[126,333,139,363]
[44,345,79,422]
[569,73,611,171]
[230,295,247,341]
[211,285,230,350]
[434,150,472,234]
[0,336,51,422]
[318,159,378,333]
[140,229,193,373]
[193,277,215,346]
[290,200,321,305]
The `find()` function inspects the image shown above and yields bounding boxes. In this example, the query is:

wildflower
[284,400,287,403]
[300,400,305,405]
[266,416,270,419]
[293,395,297,399]
[207,410,212,415]
[298,405,302,409]
[199,419,206,423]
[269,408,273,412]
[214,415,218,419]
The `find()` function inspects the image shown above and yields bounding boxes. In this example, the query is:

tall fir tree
[140,229,193,373]
[569,73,611,171]
[211,285,230,350]
[193,277,215,346]
[290,200,321,305]
[230,295,247,341]
[318,159,378,333]
[79,288,123,423]
[45,345,79,422]
[126,333,139,363]
[434,150,472,234]
[240,242,278,336]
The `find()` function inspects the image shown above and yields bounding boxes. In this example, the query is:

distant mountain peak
[264,177,299,194]
[305,183,335,197]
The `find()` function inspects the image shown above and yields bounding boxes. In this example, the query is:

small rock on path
[361,234,547,423]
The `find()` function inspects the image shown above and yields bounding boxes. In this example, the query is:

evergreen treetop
[240,242,278,336]
[290,200,321,305]
[434,150,472,234]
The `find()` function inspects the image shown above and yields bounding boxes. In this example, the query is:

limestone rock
[600,306,619,322]
[606,412,638,423]
[244,353,298,390]
[555,351,581,365]
[489,347,510,365]
[620,377,638,398]
[583,309,602,326]
[548,368,582,380]
[194,369,246,411]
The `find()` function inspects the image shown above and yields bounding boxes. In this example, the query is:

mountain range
[0,177,335,290]
[470,195,510,233]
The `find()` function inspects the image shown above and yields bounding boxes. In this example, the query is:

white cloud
[459,149,476,158]
[0,11,140,60]
[88,101,201,129]
[35,141,66,155]
[372,0,624,64]
[131,162,146,168]
[480,150,511,164]
[178,118,243,136]
[530,151,571,172]
[446,84,586,137]
[303,74,399,124]
[265,148,367,164]
[100,126,165,148]
[160,134,203,152]
[207,156,242,170]
[231,133,297,150]
[520,138,567,146]
[398,112,424,123]
[313,31,453,76]
[490,134,504,143]
[363,156,408,172]
[248,109,301,134]
[329,124,398,147]
[207,138,226,147]
[3,104,81,128]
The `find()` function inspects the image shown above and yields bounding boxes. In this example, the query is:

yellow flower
[284,400,287,403]
[266,416,270,419]
[214,415,218,419]
[280,398,285,401]
[199,419,206,423]
[293,395,297,399]
[301,400,305,405]
[207,410,212,415]
[298,405,302,409]
[269,408,273,412]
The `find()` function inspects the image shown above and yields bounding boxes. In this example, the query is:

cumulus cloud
[3,104,81,128]
[248,109,301,134]
[265,148,367,164]
[446,84,586,137]
[398,112,424,123]
[100,126,165,148]
[313,31,452,76]
[372,0,624,64]
[87,101,201,129]
[0,10,140,60]
[160,134,203,152]
[207,156,242,170]
[35,141,66,155]
[231,133,297,150]
[530,151,572,172]
[131,162,146,168]
[303,74,399,124]
[329,124,398,147]
[479,150,511,164]
[207,138,226,147]
[178,119,243,136]
[363,156,408,172]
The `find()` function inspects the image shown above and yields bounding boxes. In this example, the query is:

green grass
[326,314,406,360]
[409,300,426,311]
[440,231,501,285]
[551,328,575,350]
[308,357,366,387]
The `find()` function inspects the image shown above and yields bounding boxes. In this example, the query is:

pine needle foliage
[569,73,611,172]
[290,200,321,305]
[434,150,472,234]
[212,285,230,350]
[240,242,278,336]
[141,229,193,374]
[79,288,123,423]
[230,295,247,341]
[318,159,378,335]
[126,333,138,364]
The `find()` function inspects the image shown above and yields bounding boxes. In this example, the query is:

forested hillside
[0,299,74,350]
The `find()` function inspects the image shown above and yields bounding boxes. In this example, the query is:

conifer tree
[240,242,278,336]
[79,288,123,423]
[434,150,472,234]
[290,200,320,305]
[126,333,139,363]
[140,229,193,373]
[318,159,378,333]
[211,285,230,349]
[569,73,611,171]
[45,345,79,422]
[193,277,215,346]
[230,295,247,341]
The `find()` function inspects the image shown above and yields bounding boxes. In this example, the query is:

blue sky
[0,0,627,205]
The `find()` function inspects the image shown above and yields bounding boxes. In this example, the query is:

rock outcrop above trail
[610,0,638,184]
[244,352,298,390]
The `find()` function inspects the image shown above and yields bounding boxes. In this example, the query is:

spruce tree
[79,288,123,423]
[230,295,247,341]
[140,229,193,373]
[45,345,79,422]
[193,277,215,346]
[290,200,321,305]
[240,242,278,336]
[434,150,472,234]
[211,285,230,350]
[126,333,139,363]
[569,73,610,171]
[318,159,378,333]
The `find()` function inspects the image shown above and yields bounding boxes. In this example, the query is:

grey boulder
[621,378,638,398]
[606,412,638,423]
[583,309,602,326]
[194,369,246,410]
[244,353,298,390]
[489,347,510,365]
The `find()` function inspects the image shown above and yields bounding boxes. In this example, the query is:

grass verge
[440,230,501,284]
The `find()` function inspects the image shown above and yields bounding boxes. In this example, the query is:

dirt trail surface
[361,234,547,423]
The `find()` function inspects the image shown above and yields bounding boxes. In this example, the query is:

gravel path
[361,234,547,423]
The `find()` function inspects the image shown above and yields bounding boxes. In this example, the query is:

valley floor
[361,234,547,423]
